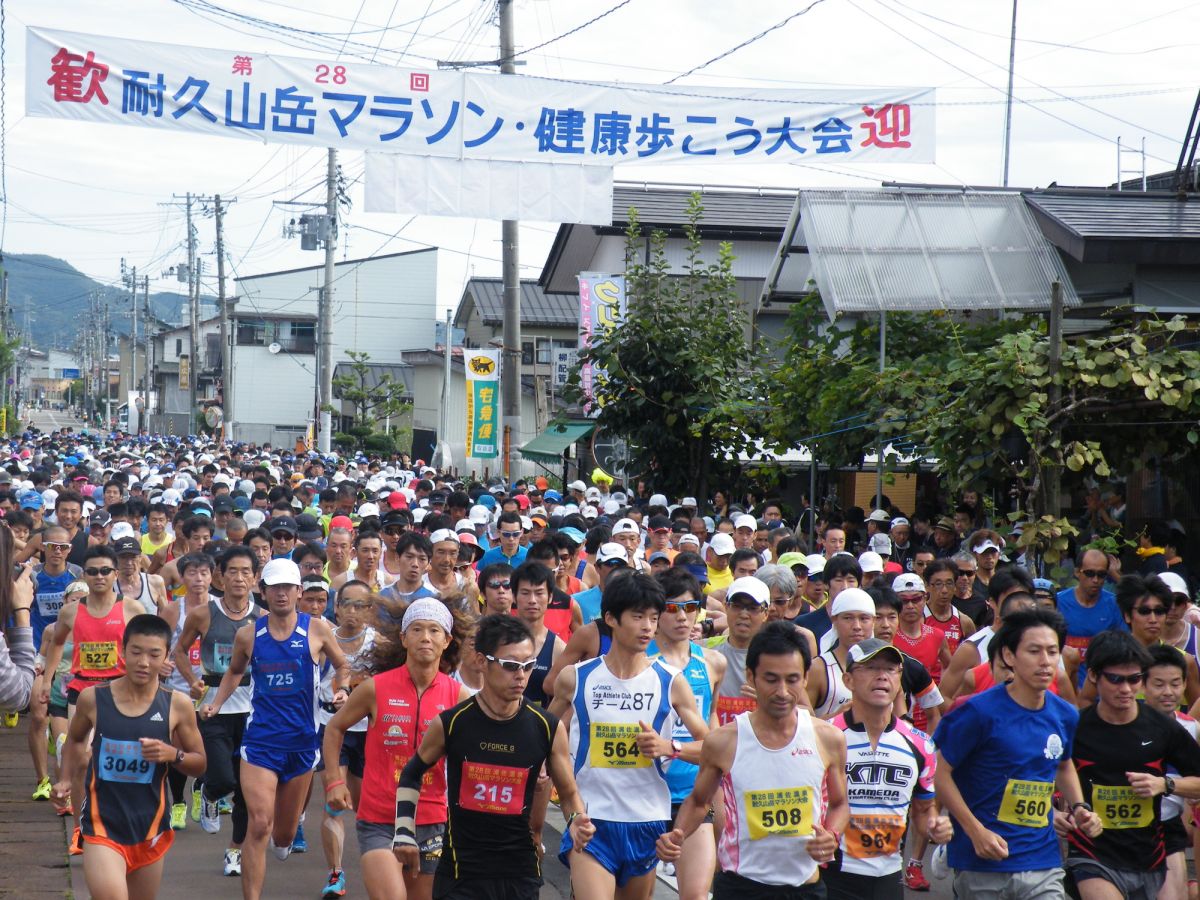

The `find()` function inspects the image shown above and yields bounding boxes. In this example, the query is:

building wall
[229,347,318,445]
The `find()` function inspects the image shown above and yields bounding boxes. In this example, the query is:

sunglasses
[900,595,925,604]
[485,654,537,673]
[487,580,511,590]
[1134,606,1168,617]
[338,601,371,611]
[84,566,116,577]
[45,542,71,551]
[728,600,766,613]
[499,531,522,539]
[664,600,701,614]
[1098,671,1144,686]
[956,569,977,578]
[454,563,473,572]
[272,532,296,541]
[383,526,406,536]
[1080,569,1107,580]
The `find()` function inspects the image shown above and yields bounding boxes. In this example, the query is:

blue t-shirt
[1056,586,1126,683]
[795,606,831,644]
[478,545,528,570]
[933,684,1078,873]
[572,586,602,625]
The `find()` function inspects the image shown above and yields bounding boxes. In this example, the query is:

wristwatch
[175,749,185,765]
[670,740,683,759]
[1069,801,1092,814]
[1164,775,1176,797]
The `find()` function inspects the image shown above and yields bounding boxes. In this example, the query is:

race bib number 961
[997,779,1054,828]
[845,814,906,859]
[744,787,814,841]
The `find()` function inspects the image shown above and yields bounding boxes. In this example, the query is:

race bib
[996,779,1054,828]
[845,814,906,859]
[744,787,814,841]
[79,641,118,671]
[715,695,755,725]
[213,641,234,673]
[258,659,300,694]
[588,722,649,769]
[36,591,65,618]
[459,761,529,815]
[98,737,153,784]
[187,638,202,667]
[1093,785,1152,830]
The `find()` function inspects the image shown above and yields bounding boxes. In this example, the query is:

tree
[565,194,757,499]
[331,350,413,454]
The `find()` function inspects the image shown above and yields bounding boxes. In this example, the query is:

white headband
[401,598,454,635]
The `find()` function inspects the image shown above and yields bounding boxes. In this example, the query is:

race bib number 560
[997,779,1054,828]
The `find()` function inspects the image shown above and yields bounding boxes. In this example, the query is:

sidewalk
[0,717,72,898]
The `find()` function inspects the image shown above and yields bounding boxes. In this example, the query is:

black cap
[90,510,112,528]
[212,496,234,513]
[647,514,672,531]
[294,513,322,541]
[113,536,141,557]
[267,515,298,536]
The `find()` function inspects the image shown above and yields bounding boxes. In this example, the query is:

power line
[666,0,830,84]
[513,1,633,60]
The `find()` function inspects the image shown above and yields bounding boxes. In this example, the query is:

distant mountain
[0,253,218,349]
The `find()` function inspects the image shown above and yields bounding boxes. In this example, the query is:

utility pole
[129,264,138,432]
[1001,0,1018,187]
[318,148,336,455]
[185,193,198,435]
[499,0,521,479]
[0,269,8,418]
[215,194,232,441]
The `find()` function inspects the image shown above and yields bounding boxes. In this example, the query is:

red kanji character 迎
[860,103,911,149]
[47,48,109,105]
[232,55,253,76]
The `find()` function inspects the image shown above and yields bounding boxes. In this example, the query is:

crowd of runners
[2,428,1200,899]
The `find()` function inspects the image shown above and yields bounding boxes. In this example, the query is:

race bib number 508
[744,787,814,841]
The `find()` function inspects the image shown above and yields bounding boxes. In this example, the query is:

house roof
[234,247,435,283]
[1025,190,1200,264]
[455,278,578,329]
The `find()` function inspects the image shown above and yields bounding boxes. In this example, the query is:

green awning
[519,421,595,463]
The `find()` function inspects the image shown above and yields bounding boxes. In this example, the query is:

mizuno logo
[290,640,305,648]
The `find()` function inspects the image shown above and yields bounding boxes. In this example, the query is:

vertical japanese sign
[178,354,190,392]
[577,273,626,415]
[465,351,500,459]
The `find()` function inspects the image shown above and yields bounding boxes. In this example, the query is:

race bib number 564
[588,723,649,769]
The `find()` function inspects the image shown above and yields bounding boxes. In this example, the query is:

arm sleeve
[0,628,36,713]
[393,753,434,850]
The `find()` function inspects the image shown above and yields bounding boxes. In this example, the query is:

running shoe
[292,822,307,853]
[929,844,949,881]
[268,837,292,861]
[223,848,242,876]
[3,711,18,728]
[903,859,931,892]
[218,796,233,815]
[191,787,202,822]
[170,802,188,831]
[322,869,347,897]
[32,777,51,801]
[200,792,221,834]
[69,827,83,856]
[57,804,73,818]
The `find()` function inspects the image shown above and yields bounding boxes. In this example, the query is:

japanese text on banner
[26,27,936,166]
[465,351,500,459]
[578,273,626,416]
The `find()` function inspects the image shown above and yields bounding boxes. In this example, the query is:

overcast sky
[3,0,1197,327]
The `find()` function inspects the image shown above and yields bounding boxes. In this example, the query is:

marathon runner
[52,614,206,899]
[933,607,1100,899]
[807,587,878,719]
[824,637,953,900]
[390,613,595,900]
[657,620,849,899]
[322,596,466,900]
[1064,629,1200,899]
[706,576,772,726]
[174,544,262,877]
[202,557,350,900]
[549,571,709,899]
[114,536,167,615]
[915,562,977,651]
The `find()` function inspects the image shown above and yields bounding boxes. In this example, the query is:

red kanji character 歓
[860,103,912,149]
[232,55,253,76]
[46,48,109,105]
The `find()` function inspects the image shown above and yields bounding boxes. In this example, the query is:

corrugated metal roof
[801,189,1079,315]
[611,183,797,231]
[462,278,578,327]
[1025,191,1200,265]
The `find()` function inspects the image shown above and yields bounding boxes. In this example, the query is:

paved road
[25,406,89,433]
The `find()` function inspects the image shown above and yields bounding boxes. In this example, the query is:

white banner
[364,155,614,223]
[27,27,936,166]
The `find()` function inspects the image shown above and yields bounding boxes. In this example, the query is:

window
[521,342,534,366]
[235,319,316,353]
[236,319,267,346]
[279,321,316,354]
[536,337,551,365]
[175,338,183,356]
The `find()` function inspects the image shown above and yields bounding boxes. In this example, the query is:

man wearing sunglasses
[478,511,528,569]
[1065,630,1200,900]
[707,576,773,726]
[1058,547,1125,687]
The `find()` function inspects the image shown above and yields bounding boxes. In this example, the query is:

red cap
[514,493,530,510]
[458,532,479,547]
[386,492,407,510]
[330,515,354,530]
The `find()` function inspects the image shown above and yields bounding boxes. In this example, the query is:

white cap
[726,576,770,606]
[261,557,302,586]
[412,508,428,524]
[429,528,459,545]
[681,497,698,508]
[733,513,757,531]
[596,542,629,565]
[708,533,736,556]
[603,499,621,516]
[585,487,603,501]
[890,517,910,530]
[892,573,925,594]
[520,515,532,531]
[568,480,587,493]
[830,587,876,617]
[972,539,1002,555]
[162,488,182,505]
[454,518,475,533]
[358,502,380,519]
[1159,571,1190,598]
[243,509,266,530]
[611,518,639,536]
[857,551,884,574]
[678,534,701,548]
[110,522,136,541]
[648,493,669,507]
[869,533,892,556]
[582,506,598,520]
[805,553,826,576]
[867,508,891,523]
[469,505,491,524]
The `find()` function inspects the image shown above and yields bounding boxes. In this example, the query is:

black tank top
[522,632,557,707]
[81,685,173,845]
[439,697,560,880]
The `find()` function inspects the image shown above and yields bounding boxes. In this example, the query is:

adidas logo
[150,712,163,722]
